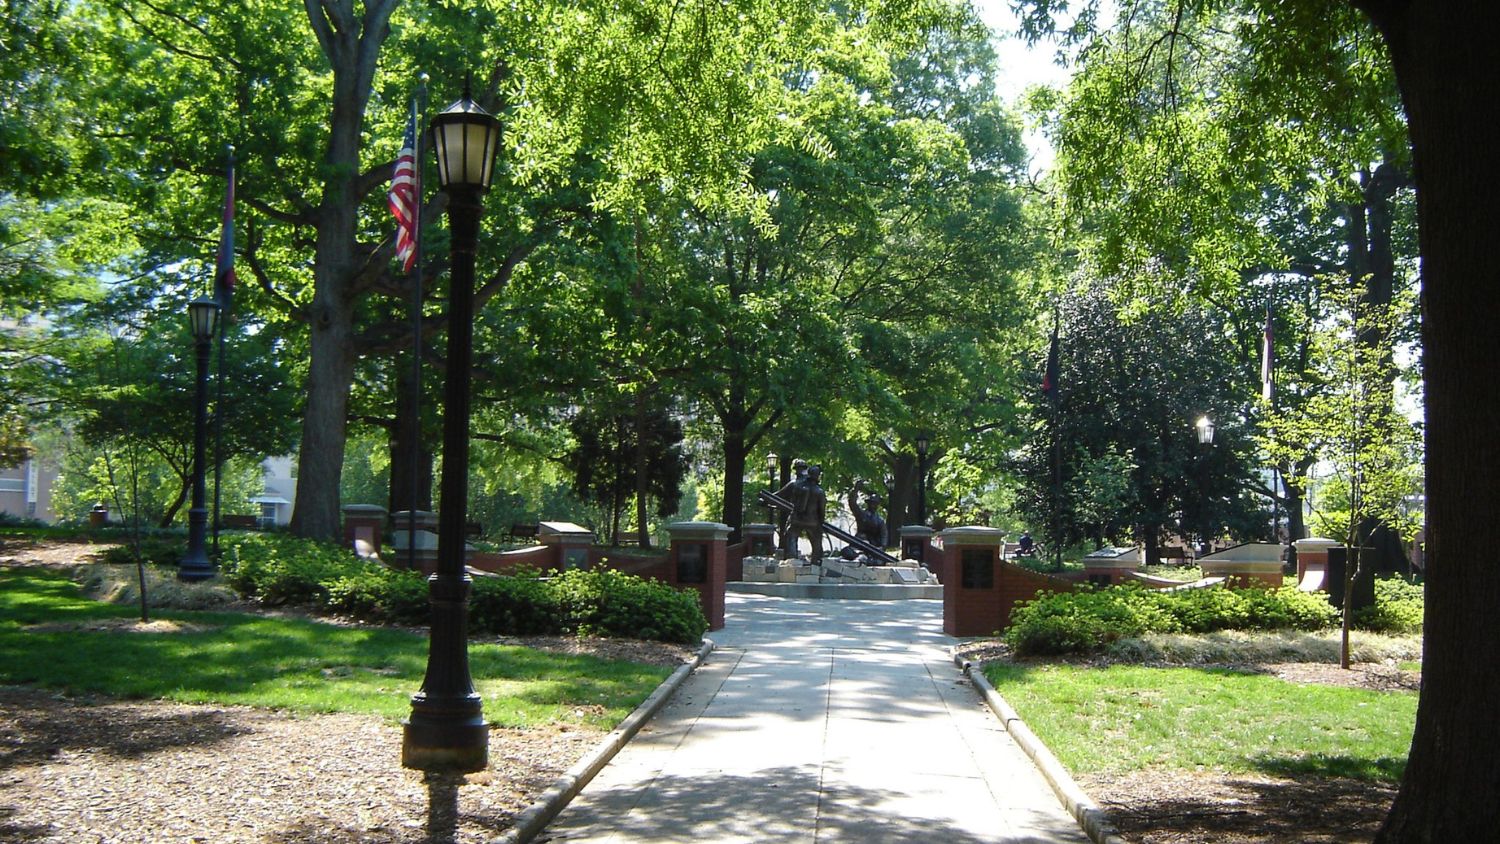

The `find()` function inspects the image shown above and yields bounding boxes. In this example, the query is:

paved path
[538,594,1091,843]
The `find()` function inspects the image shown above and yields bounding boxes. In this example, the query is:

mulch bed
[0,540,691,843]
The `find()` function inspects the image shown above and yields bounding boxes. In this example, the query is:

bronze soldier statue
[777,463,826,562]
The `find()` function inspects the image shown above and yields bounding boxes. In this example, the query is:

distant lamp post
[179,297,221,582]
[1194,415,1215,555]
[765,452,778,522]
[915,433,931,526]
[1195,415,1216,445]
[402,81,502,775]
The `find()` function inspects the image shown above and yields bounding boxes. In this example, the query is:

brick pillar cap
[538,521,594,545]
[342,504,388,516]
[1292,537,1340,552]
[667,521,732,541]
[937,526,1005,546]
[899,525,936,537]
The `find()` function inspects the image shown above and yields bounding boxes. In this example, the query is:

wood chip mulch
[0,540,691,843]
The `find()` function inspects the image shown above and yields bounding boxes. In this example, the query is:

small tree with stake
[1264,287,1421,668]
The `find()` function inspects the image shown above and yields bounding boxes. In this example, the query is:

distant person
[1017,531,1035,556]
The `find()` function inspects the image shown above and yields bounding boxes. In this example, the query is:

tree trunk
[721,425,747,543]
[291,295,357,540]
[1356,2,1500,840]
[288,1,394,541]
[633,388,651,548]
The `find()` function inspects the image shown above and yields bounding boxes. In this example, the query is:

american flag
[388,108,419,273]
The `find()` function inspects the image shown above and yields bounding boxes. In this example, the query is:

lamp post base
[402,697,489,773]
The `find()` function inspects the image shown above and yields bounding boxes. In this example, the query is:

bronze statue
[776,463,826,562]
[847,480,886,549]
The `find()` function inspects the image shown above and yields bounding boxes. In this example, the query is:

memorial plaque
[678,543,708,584]
[961,548,994,589]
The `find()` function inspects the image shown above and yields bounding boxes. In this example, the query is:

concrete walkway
[537,593,1091,843]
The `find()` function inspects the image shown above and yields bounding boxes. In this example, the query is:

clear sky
[970,0,1076,172]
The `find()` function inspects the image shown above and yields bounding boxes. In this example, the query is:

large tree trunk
[288,1,395,541]
[1357,1,1500,840]
[721,424,747,543]
[291,289,357,540]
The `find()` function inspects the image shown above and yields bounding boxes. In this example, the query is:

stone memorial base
[733,555,941,598]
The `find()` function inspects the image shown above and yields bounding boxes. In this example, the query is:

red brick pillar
[940,526,1007,637]
[900,525,936,568]
[342,504,387,559]
[538,521,595,571]
[1293,537,1338,585]
[666,521,729,632]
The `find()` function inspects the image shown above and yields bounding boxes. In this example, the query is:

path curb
[954,654,1130,844]
[497,637,715,844]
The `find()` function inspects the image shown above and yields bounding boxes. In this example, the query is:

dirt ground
[3,539,1410,842]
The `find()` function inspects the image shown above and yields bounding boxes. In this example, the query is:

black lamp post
[402,82,501,775]
[915,433,930,526]
[179,297,221,582]
[1195,415,1215,555]
[765,452,778,522]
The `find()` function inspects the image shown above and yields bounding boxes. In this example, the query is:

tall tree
[1015,1,1500,837]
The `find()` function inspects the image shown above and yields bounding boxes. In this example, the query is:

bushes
[1355,576,1425,634]
[1006,584,1341,656]
[217,534,707,644]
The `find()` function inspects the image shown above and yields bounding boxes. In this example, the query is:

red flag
[1041,325,1060,398]
[388,109,419,273]
[214,149,237,306]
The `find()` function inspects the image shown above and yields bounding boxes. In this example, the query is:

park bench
[222,514,259,530]
[1161,546,1191,566]
[505,523,539,542]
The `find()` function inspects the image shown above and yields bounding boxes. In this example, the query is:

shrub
[1355,576,1425,634]
[549,567,708,643]
[470,571,564,636]
[1005,583,1340,656]
[98,538,184,569]
[324,566,429,625]
[219,533,366,606]
[213,533,708,644]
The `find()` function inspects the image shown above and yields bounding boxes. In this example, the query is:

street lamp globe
[430,84,502,191]
[188,297,220,342]
[765,452,778,475]
[1195,415,1215,445]
[915,434,930,458]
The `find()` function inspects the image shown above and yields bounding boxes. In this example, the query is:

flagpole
[1046,308,1062,572]
[212,144,236,556]
[410,76,428,573]
[1264,297,1279,550]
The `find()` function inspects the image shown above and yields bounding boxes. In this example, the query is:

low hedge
[1006,584,1341,656]
[218,533,707,643]
[1353,576,1425,634]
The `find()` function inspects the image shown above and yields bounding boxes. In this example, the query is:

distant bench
[505,523,539,542]
[222,515,259,530]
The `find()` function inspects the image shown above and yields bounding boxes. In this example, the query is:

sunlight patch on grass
[0,567,670,730]
[984,661,1415,782]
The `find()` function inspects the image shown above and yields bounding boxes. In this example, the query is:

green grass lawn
[0,567,672,730]
[984,661,1416,782]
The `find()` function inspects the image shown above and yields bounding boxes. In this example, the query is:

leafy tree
[564,393,688,547]
[1013,1,1500,837]
[1014,282,1263,565]
[1266,288,1420,667]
